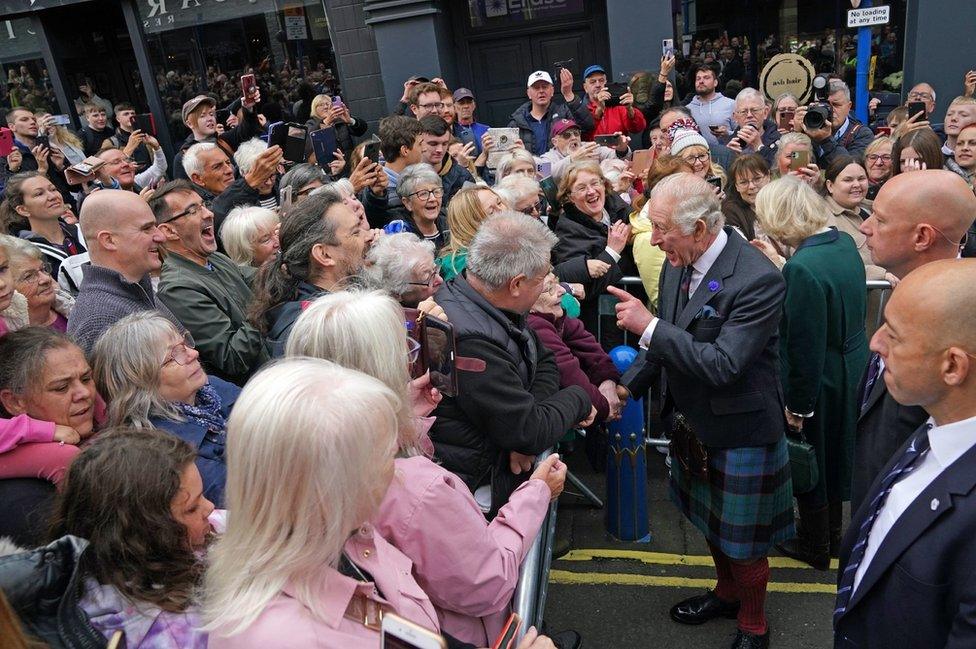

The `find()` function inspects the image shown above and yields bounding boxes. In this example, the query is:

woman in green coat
[753,175,869,570]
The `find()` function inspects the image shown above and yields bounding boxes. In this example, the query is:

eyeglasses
[166,200,207,223]
[572,180,604,194]
[161,333,195,367]
[735,107,764,116]
[907,91,933,101]
[407,188,444,201]
[105,156,135,166]
[521,198,544,216]
[408,270,439,288]
[17,261,52,284]
[407,337,421,364]
[866,154,892,163]
[418,102,445,110]
[681,153,710,165]
[735,175,768,189]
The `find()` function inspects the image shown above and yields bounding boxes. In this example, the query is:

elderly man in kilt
[608,173,794,649]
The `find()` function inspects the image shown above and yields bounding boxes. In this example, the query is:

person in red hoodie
[581,64,647,141]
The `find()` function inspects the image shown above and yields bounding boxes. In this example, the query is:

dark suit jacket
[622,228,786,448]
[850,362,928,511]
[835,428,976,648]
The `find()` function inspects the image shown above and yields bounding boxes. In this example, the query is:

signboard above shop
[847,5,890,28]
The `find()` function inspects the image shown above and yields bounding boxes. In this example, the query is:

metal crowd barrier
[513,449,557,641]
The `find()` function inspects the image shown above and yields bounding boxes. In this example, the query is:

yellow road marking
[549,570,836,594]
[559,548,840,571]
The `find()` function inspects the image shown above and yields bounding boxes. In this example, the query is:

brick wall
[322,0,386,134]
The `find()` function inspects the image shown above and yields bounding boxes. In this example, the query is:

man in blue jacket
[452,87,490,155]
[509,70,595,156]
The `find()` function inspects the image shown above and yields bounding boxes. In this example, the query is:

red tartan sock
[729,558,770,636]
[707,542,738,602]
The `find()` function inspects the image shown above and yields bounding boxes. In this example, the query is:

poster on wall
[468,0,585,28]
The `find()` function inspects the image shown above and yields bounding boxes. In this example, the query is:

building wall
[322,0,387,132]
[606,0,673,76]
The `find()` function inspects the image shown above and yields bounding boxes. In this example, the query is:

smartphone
[487,127,519,151]
[491,613,522,649]
[0,127,14,157]
[907,101,927,121]
[310,127,338,168]
[422,315,457,398]
[594,134,618,147]
[215,108,231,125]
[240,73,257,100]
[778,111,794,131]
[554,58,574,72]
[631,149,654,177]
[604,82,629,108]
[34,134,49,149]
[789,149,810,171]
[50,114,71,126]
[539,175,559,206]
[133,113,156,137]
[536,160,552,178]
[280,185,293,214]
[269,122,307,164]
[662,38,675,57]
[332,95,344,109]
[106,630,125,649]
[875,126,892,136]
[363,138,382,165]
[705,176,722,190]
[381,613,447,649]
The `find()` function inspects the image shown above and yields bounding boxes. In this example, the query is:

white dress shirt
[639,229,729,349]
[852,414,976,594]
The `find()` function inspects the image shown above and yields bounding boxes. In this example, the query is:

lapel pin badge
[931,498,939,511]
[707,280,720,292]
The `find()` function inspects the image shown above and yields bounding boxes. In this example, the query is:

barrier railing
[513,449,556,641]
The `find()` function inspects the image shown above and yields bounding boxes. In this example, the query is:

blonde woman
[203,358,438,648]
[436,185,507,280]
[304,93,367,155]
[495,148,537,180]
[35,112,85,166]
[286,290,566,647]
[218,206,279,267]
[754,176,868,569]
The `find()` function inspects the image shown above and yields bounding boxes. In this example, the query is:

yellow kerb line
[548,570,837,594]
[559,548,840,571]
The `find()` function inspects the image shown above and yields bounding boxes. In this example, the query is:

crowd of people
[0,41,975,649]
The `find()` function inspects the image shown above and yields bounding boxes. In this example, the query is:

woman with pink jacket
[287,290,565,647]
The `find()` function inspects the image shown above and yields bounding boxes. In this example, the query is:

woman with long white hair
[286,290,565,647]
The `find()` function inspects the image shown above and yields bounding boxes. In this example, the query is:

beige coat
[825,195,886,280]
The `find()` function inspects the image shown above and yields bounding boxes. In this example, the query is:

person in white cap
[509,69,594,156]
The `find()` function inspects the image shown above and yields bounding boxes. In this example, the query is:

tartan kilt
[670,435,796,560]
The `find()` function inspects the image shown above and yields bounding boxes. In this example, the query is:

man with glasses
[795,79,874,167]
[68,189,184,354]
[150,180,269,386]
[409,82,449,120]
[418,115,475,203]
[726,88,779,164]
[537,118,627,183]
[851,169,976,511]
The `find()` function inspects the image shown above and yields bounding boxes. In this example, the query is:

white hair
[494,173,540,208]
[650,173,725,235]
[829,79,851,101]
[735,87,765,109]
[181,142,218,178]
[233,138,269,176]
[203,358,400,636]
[467,211,557,291]
[397,163,441,199]
[285,289,419,455]
[364,232,436,297]
[218,205,279,266]
[495,148,536,179]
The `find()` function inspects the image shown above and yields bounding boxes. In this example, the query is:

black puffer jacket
[0,535,106,648]
[430,275,590,513]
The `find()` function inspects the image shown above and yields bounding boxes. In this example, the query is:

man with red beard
[150,180,269,386]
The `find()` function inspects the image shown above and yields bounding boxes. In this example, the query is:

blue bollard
[605,345,651,543]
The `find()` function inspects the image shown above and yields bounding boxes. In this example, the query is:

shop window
[0,18,63,115]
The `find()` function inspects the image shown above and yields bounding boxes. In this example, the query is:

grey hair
[467,211,558,291]
[650,173,725,235]
[91,311,185,429]
[181,142,218,178]
[280,163,328,195]
[772,92,799,113]
[219,205,279,266]
[829,79,851,101]
[396,163,441,199]
[776,131,812,150]
[735,87,765,108]
[495,149,536,179]
[494,174,540,207]
[363,232,436,298]
[233,138,269,176]
[0,327,77,400]
[0,233,42,265]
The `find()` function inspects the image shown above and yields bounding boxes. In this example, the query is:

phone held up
[907,101,928,121]
[594,134,619,147]
[789,149,810,171]
[240,74,257,100]
[381,614,447,649]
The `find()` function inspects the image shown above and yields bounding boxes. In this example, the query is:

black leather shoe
[548,629,582,649]
[730,628,770,648]
[669,590,740,625]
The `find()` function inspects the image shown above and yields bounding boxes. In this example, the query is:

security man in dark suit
[610,174,790,649]
[834,259,976,648]
[851,170,976,512]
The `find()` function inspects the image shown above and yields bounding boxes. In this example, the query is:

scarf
[174,382,226,434]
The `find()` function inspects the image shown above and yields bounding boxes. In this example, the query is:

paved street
[542,445,839,648]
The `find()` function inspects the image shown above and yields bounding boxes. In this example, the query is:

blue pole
[855,0,873,123]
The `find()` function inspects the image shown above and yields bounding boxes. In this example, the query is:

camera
[803,74,833,131]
